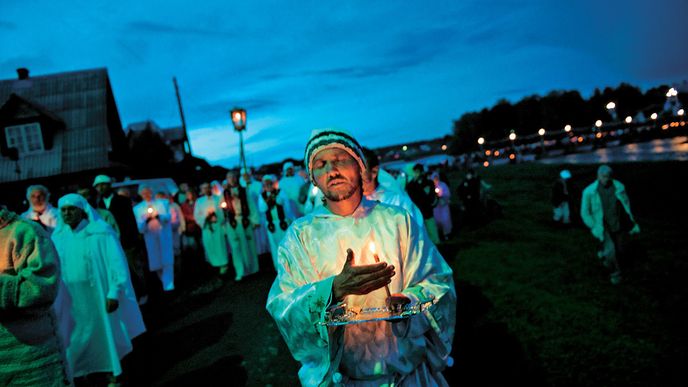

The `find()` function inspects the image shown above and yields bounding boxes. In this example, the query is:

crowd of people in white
[1,145,455,386]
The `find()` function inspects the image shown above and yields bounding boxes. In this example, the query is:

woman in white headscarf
[51,194,145,383]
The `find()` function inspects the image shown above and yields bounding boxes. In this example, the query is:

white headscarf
[55,193,108,234]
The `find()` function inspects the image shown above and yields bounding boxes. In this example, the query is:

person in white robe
[157,191,185,258]
[361,147,425,228]
[278,162,307,220]
[431,171,453,240]
[194,183,229,275]
[302,183,324,214]
[222,172,260,281]
[51,194,145,383]
[21,185,59,233]
[258,175,292,269]
[133,185,175,292]
[267,129,456,386]
[240,168,270,255]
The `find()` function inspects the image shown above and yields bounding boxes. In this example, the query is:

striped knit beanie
[304,128,367,183]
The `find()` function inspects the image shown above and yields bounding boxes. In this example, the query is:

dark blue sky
[1,0,686,167]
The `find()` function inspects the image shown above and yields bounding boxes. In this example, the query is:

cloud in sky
[1,0,687,168]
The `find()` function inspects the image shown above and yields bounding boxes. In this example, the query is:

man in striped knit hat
[267,128,456,386]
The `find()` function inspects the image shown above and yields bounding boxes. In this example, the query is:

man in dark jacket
[405,164,440,244]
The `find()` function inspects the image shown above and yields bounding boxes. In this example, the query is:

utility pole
[173,77,192,156]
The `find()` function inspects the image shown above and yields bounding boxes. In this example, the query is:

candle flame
[147,207,153,214]
[435,187,440,194]
[221,201,227,208]
[368,241,376,254]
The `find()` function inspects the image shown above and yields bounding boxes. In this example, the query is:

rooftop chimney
[17,68,29,80]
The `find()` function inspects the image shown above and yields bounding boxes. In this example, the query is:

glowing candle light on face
[368,241,392,302]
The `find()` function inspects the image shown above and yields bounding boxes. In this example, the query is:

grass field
[127,161,687,387]
[444,161,688,387]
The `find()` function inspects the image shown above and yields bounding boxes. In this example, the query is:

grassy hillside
[444,161,687,387]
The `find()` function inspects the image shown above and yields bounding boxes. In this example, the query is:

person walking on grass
[580,165,640,285]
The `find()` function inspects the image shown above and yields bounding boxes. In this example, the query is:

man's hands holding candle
[332,248,396,303]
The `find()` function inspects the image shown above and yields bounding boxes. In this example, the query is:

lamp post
[538,128,546,156]
[477,137,485,166]
[230,107,248,172]
[508,130,517,163]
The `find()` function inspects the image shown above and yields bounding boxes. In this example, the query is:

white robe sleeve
[155,200,171,223]
[193,199,208,228]
[99,231,131,301]
[393,210,456,370]
[266,229,339,386]
[134,204,148,234]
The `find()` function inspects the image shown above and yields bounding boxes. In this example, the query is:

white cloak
[52,219,145,377]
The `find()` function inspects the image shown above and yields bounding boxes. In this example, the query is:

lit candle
[368,241,392,302]
[434,187,441,196]
[221,201,227,209]
[311,186,318,196]
[147,207,154,215]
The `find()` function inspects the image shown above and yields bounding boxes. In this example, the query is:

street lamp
[650,112,658,120]
[595,120,603,128]
[538,128,546,156]
[230,107,248,172]
[508,131,516,141]
[625,116,632,124]
[477,137,485,165]
[606,101,618,121]
[678,108,685,117]
[564,124,572,133]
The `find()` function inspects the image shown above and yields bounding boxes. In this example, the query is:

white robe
[433,181,453,237]
[223,186,260,279]
[52,219,145,378]
[134,199,174,290]
[245,180,270,255]
[278,175,306,219]
[266,198,456,386]
[193,195,228,268]
[366,185,424,229]
[21,204,59,233]
[258,191,291,269]
[134,199,174,271]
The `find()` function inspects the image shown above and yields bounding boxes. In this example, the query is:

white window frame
[4,122,44,155]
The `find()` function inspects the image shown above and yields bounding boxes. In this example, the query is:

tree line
[450,83,686,153]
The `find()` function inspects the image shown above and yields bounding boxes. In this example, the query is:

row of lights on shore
[475,107,684,145]
[397,90,683,156]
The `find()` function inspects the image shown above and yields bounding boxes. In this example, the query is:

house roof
[160,126,185,143]
[0,68,128,183]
